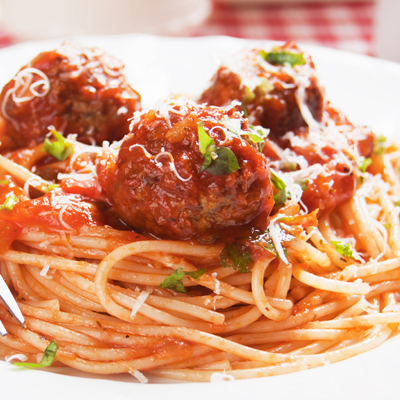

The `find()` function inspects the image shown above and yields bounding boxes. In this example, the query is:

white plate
[0,34,400,400]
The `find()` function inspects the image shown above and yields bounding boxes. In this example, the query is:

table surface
[184,1,374,55]
[0,2,374,56]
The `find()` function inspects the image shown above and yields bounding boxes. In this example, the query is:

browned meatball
[0,43,141,149]
[98,100,274,240]
[200,42,324,140]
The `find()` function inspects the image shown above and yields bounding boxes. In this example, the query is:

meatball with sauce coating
[0,43,141,149]
[98,99,274,240]
[200,42,324,140]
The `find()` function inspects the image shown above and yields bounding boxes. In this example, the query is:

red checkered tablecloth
[0,2,374,56]
[184,2,374,55]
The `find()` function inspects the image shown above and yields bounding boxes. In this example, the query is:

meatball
[273,107,373,215]
[200,42,324,139]
[0,43,141,149]
[98,100,274,240]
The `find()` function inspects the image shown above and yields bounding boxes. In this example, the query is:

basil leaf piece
[43,128,74,161]
[241,101,249,118]
[270,170,287,205]
[220,242,253,273]
[244,86,255,102]
[45,183,61,191]
[198,122,240,176]
[0,194,18,211]
[247,125,270,144]
[331,241,354,259]
[159,268,187,294]
[185,269,207,281]
[357,157,372,173]
[247,225,294,259]
[395,201,400,207]
[204,146,240,176]
[0,180,9,185]
[159,268,207,294]
[260,50,306,67]
[374,135,387,156]
[200,144,216,172]
[270,170,285,191]
[295,178,309,191]
[198,121,215,156]
[14,340,59,369]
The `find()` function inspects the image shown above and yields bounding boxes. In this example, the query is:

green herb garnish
[0,180,9,185]
[270,170,287,205]
[220,242,253,273]
[260,50,306,67]
[159,268,206,294]
[13,340,58,368]
[198,121,240,176]
[43,128,74,161]
[357,157,372,173]
[220,119,269,152]
[331,241,354,259]
[295,178,309,191]
[0,194,18,211]
[395,201,400,207]
[45,183,61,191]
[184,269,207,280]
[249,225,293,259]
[374,135,387,156]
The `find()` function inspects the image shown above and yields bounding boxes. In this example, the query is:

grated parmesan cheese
[210,371,235,382]
[130,289,151,318]
[5,354,28,364]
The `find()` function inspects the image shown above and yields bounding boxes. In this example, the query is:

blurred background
[0,0,397,62]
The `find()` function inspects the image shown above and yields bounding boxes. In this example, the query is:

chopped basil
[241,101,249,118]
[43,128,74,161]
[197,122,240,176]
[159,267,206,294]
[251,226,293,259]
[258,77,274,94]
[184,269,207,281]
[260,50,306,67]
[202,146,240,175]
[374,135,387,156]
[220,242,253,273]
[198,121,214,155]
[357,157,372,173]
[159,268,187,294]
[244,86,255,102]
[247,125,270,151]
[221,119,269,152]
[270,170,287,205]
[395,201,400,207]
[295,178,309,192]
[383,223,391,229]
[331,241,354,259]
[280,161,298,171]
[0,179,9,185]
[13,340,58,368]
[0,194,18,211]
[45,183,61,191]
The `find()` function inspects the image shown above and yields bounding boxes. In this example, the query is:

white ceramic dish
[0,34,400,400]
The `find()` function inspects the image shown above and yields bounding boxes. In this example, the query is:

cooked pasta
[0,41,399,384]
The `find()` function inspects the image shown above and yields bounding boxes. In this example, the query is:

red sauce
[98,103,275,240]
[0,189,105,234]
[0,43,141,149]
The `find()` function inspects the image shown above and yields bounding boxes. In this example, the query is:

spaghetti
[0,42,399,384]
